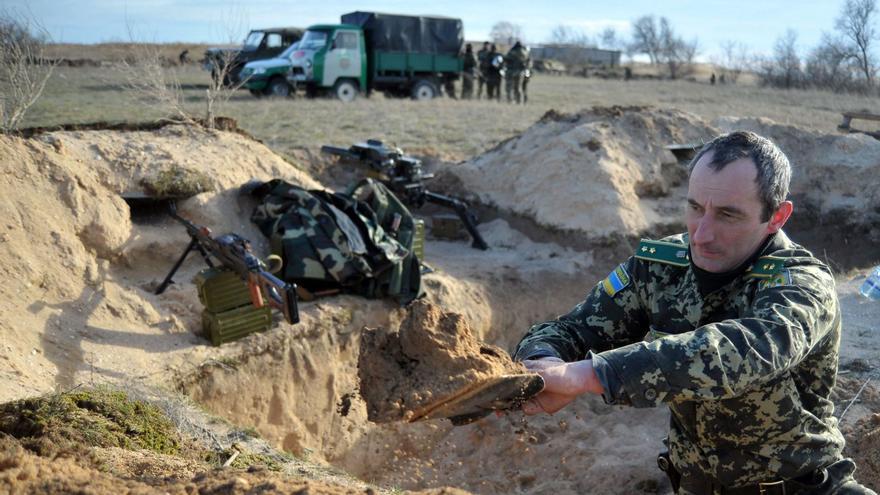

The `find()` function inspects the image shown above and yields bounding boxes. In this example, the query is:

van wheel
[334,79,359,102]
[411,80,438,100]
[265,77,291,97]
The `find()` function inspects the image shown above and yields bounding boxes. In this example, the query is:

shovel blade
[410,373,544,425]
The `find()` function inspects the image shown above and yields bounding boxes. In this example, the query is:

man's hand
[521,358,604,415]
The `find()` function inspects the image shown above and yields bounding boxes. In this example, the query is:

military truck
[287,12,463,101]
[203,27,304,87]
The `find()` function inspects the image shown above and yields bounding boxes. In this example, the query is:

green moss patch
[0,388,181,457]
[140,164,213,199]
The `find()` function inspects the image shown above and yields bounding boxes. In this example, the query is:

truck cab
[288,25,366,101]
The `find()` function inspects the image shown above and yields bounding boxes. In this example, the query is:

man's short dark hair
[689,131,791,221]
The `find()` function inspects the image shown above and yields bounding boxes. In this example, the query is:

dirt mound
[358,301,524,423]
[451,106,717,239]
[0,125,321,402]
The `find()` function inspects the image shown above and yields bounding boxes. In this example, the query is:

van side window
[265,33,283,48]
[334,32,358,50]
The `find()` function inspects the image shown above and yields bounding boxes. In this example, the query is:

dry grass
[21,49,880,161]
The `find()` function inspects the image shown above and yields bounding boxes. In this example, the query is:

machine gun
[321,139,489,250]
[155,203,299,324]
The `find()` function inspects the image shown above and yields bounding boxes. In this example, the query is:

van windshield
[300,30,328,49]
[243,31,264,50]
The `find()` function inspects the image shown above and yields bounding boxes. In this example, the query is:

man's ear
[767,201,793,233]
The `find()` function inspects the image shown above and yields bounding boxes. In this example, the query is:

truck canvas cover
[341,11,463,54]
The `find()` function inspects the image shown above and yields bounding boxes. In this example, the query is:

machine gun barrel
[324,139,489,251]
[424,191,489,251]
[155,204,299,325]
[320,145,360,161]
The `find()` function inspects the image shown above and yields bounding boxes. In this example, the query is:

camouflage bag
[248,179,422,303]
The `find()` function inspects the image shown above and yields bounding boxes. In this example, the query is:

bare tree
[805,34,857,91]
[490,21,525,46]
[0,10,57,132]
[758,29,804,89]
[716,40,751,84]
[120,7,250,130]
[118,26,194,125]
[655,17,698,79]
[600,27,623,50]
[203,5,252,128]
[630,15,661,64]
[835,0,877,87]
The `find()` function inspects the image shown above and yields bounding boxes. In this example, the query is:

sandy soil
[1,108,879,494]
[357,301,524,423]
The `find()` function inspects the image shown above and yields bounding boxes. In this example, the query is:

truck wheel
[333,79,359,102]
[265,77,291,97]
[411,80,438,100]
[249,89,263,98]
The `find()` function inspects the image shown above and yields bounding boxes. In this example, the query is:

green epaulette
[634,239,689,267]
[746,256,787,278]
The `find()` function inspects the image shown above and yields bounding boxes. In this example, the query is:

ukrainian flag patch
[602,264,631,297]
[757,269,792,290]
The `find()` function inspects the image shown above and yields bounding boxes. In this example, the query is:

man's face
[686,154,784,273]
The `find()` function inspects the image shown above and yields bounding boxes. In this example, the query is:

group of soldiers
[459,41,531,103]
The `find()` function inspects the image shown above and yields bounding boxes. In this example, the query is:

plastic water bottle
[860,266,880,300]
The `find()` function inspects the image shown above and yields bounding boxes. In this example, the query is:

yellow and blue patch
[757,269,792,290]
[602,264,631,297]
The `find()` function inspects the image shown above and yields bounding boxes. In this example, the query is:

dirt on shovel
[357,301,541,424]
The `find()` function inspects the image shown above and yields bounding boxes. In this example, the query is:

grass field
[22,61,880,161]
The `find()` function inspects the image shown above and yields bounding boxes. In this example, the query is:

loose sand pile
[358,301,525,423]
[451,106,717,238]
[0,124,320,401]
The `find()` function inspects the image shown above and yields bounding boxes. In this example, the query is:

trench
[171,190,879,495]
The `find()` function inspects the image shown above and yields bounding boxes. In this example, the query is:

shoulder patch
[757,268,792,290]
[747,256,787,279]
[634,239,689,267]
[602,264,631,297]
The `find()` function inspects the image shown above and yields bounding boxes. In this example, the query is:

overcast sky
[5,0,845,58]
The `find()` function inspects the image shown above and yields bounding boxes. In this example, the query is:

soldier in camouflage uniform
[476,42,490,99]
[504,41,529,104]
[514,132,875,495]
[461,43,477,100]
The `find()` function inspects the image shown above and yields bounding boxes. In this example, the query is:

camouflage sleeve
[597,264,839,408]
[513,256,651,362]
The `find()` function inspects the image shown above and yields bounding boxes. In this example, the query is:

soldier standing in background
[476,41,490,99]
[504,41,529,104]
[515,131,876,495]
[461,43,477,99]
[485,44,503,101]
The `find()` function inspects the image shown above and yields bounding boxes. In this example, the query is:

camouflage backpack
[248,179,422,303]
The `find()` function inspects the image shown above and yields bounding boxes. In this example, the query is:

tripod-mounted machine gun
[320,139,489,250]
[154,203,299,325]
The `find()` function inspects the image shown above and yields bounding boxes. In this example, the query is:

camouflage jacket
[504,45,529,74]
[514,231,845,487]
[463,51,478,74]
[477,48,491,72]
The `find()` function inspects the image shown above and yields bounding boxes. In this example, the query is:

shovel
[407,373,545,426]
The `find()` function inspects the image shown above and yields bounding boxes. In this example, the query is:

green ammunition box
[430,213,466,240]
[194,267,252,313]
[412,218,425,261]
[202,305,272,346]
